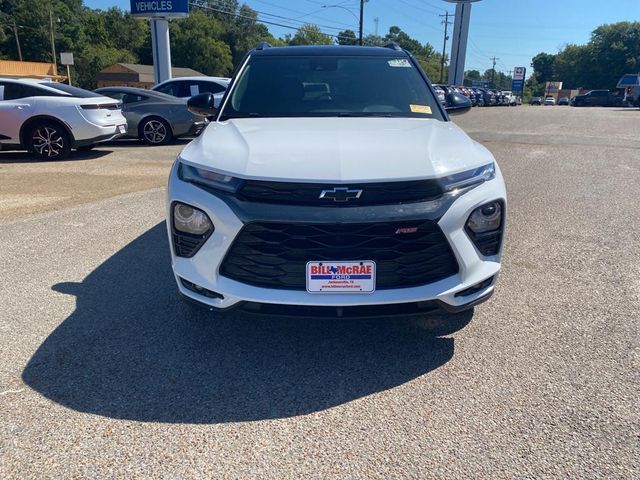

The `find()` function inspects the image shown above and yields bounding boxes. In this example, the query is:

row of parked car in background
[530,75,640,108]
[0,76,230,159]
[433,84,521,107]
[2,72,637,161]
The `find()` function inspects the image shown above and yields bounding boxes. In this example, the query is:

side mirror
[187,92,217,117]
[445,92,472,115]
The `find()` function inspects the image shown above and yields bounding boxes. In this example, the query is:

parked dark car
[470,88,484,106]
[475,88,493,106]
[570,90,624,107]
[557,96,570,105]
[95,87,208,145]
[530,97,542,105]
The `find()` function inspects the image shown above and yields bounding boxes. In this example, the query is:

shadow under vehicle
[22,223,462,424]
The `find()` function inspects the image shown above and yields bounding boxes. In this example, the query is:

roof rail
[384,42,403,52]
[256,42,271,50]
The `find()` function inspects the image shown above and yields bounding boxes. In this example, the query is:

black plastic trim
[189,181,458,224]
[438,290,494,313]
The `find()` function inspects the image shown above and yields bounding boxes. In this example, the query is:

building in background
[96,63,203,89]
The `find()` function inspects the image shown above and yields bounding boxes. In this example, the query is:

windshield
[221,55,444,120]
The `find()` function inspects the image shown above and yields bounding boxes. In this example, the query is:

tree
[336,29,357,46]
[170,10,233,76]
[286,24,333,46]
[530,22,640,89]
[531,52,556,84]
[465,69,481,82]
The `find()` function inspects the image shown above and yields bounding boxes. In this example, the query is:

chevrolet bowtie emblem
[319,187,363,202]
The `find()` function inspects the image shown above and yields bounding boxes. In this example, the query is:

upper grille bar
[238,179,443,206]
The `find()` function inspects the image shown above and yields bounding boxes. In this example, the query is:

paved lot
[1,107,638,479]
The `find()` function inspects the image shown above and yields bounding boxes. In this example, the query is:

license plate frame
[118,124,126,134]
[306,261,376,294]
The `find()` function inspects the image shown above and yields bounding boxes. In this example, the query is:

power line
[189,1,355,41]
[202,0,350,32]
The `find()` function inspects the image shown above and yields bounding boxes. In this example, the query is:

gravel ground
[1,106,638,479]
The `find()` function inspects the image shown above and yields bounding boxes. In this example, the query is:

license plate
[306,261,376,293]
[118,124,126,134]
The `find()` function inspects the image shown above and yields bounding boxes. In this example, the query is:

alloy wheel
[31,127,65,157]
[143,120,167,144]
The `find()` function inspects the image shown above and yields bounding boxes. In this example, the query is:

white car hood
[179,117,495,182]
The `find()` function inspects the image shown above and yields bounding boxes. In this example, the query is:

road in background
[1,108,638,478]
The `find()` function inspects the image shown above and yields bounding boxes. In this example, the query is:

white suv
[167,45,506,331]
[0,78,127,160]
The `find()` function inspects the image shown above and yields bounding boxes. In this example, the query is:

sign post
[511,66,526,98]
[60,52,74,85]
[130,1,190,84]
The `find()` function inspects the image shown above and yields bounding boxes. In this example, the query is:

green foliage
[0,1,441,90]
[170,10,232,76]
[530,21,640,89]
[285,24,333,46]
[337,29,357,46]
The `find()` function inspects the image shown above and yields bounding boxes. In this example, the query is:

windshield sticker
[388,59,412,68]
[410,104,432,114]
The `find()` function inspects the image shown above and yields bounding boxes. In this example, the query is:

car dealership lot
[1,107,638,478]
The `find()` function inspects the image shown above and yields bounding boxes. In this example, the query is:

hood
[179,117,495,182]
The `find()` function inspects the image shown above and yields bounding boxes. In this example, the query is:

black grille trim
[238,179,443,207]
[220,220,459,290]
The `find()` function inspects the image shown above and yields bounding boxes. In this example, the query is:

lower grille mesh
[220,221,459,290]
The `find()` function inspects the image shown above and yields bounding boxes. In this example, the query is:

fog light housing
[465,200,504,256]
[171,202,213,257]
[180,277,223,299]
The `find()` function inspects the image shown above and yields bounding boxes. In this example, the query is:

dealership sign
[513,66,526,81]
[511,67,526,92]
[130,0,189,18]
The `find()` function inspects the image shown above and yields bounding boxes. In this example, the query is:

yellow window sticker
[410,104,432,114]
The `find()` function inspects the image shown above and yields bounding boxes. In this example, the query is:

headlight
[440,163,495,193]
[173,202,212,235]
[178,161,242,193]
[467,201,502,233]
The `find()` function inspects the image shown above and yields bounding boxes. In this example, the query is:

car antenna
[256,42,271,50]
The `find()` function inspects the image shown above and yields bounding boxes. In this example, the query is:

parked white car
[152,76,230,107]
[544,96,556,106]
[167,45,506,333]
[0,78,127,160]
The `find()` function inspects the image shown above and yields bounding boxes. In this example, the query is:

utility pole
[49,9,58,75]
[359,0,364,46]
[439,12,452,83]
[12,22,23,61]
[490,56,498,87]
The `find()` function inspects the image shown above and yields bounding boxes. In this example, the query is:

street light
[322,1,368,46]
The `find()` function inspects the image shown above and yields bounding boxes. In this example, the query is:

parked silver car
[94,87,208,145]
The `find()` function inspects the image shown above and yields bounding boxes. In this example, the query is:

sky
[87,0,640,75]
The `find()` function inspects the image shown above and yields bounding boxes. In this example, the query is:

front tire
[27,121,71,160]
[139,117,172,145]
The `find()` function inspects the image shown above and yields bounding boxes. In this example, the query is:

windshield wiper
[220,112,263,119]
[336,112,394,117]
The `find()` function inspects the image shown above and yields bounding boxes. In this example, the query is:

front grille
[238,179,443,206]
[220,221,459,290]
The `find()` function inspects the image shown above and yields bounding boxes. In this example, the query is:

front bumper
[167,161,506,312]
